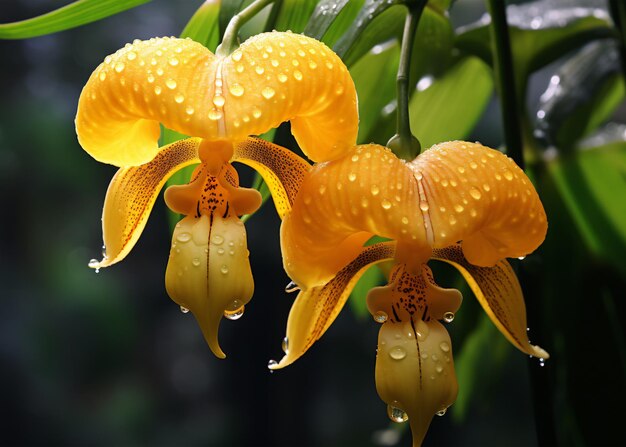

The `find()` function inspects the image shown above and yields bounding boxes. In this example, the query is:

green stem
[216,0,275,57]
[485,0,524,169]
[386,1,426,161]
[609,0,626,78]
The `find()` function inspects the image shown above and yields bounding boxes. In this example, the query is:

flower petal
[165,214,254,358]
[281,144,430,288]
[432,244,549,359]
[375,319,457,447]
[93,138,201,269]
[270,242,395,369]
[232,137,310,219]
[409,141,547,266]
[76,33,357,166]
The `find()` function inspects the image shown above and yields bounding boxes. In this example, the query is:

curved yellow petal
[165,214,254,359]
[281,144,430,288]
[433,244,549,359]
[76,33,357,166]
[92,138,201,269]
[409,141,547,266]
[270,242,395,370]
[375,319,458,447]
[232,137,311,219]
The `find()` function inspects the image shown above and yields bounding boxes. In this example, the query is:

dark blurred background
[0,1,618,446]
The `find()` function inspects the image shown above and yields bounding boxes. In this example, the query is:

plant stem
[485,0,524,168]
[609,0,626,78]
[386,1,426,161]
[216,0,275,57]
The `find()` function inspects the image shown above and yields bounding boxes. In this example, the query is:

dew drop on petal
[169,57,179,66]
[439,341,450,352]
[213,95,225,107]
[177,232,191,243]
[373,311,388,323]
[166,78,177,89]
[180,306,190,313]
[267,359,278,370]
[229,83,244,97]
[175,93,185,103]
[469,187,482,200]
[115,62,125,73]
[220,264,229,275]
[387,405,409,423]
[389,346,407,360]
[224,305,244,320]
[278,73,288,83]
[381,199,392,209]
[443,312,455,323]
[293,70,303,81]
[436,408,448,417]
[262,87,275,99]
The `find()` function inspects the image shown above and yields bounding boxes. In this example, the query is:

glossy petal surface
[76,33,357,166]
[433,244,549,359]
[233,137,310,219]
[409,141,547,266]
[94,138,201,268]
[271,242,395,369]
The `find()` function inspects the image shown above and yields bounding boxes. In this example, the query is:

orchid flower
[270,141,549,445]
[75,32,358,358]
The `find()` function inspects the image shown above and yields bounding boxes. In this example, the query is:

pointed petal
[76,33,357,167]
[433,244,549,359]
[93,138,201,269]
[409,141,547,266]
[281,144,430,288]
[165,215,254,358]
[271,242,395,369]
[375,319,457,447]
[233,137,310,219]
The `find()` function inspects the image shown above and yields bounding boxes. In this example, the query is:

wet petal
[270,242,395,369]
[165,214,254,358]
[93,138,201,269]
[409,141,547,266]
[233,137,310,219]
[375,319,457,447]
[76,33,357,167]
[433,244,549,359]
[281,144,429,288]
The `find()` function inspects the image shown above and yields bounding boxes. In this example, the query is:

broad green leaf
[180,0,221,49]
[0,0,150,39]
[535,40,624,152]
[455,3,614,94]
[349,264,386,319]
[366,56,493,148]
[274,0,319,33]
[304,0,365,46]
[547,142,626,276]
[350,42,400,143]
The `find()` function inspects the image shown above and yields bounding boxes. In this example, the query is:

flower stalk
[216,0,275,57]
[387,1,426,162]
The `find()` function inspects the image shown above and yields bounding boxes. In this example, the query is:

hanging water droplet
[177,232,191,243]
[373,311,388,323]
[443,312,455,323]
[539,358,546,367]
[180,306,190,313]
[282,337,289,354]
[224,304,244,320]
[387,405,408,423]
[389,346,407,360]
[101,245,108,259]
[518,256,526,260]
[436,408,447,417]
[88,258,99,268]
[267,359,278,370]
[285,281,300,293]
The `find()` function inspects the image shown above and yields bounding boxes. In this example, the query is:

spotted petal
[76,33,357,167]
[270,242,395,369]
[93,138,201,269]
[409,141,548,266]
[433,244,549,359]
[233,137,310,219]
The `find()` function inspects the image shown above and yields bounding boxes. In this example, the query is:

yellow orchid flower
[75,32,357,358]
[270,141,549,446]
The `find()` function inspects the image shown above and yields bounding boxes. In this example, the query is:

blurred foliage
[1,0,625,446]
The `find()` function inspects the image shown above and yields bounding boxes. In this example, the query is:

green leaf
[535,40,625,152]
[456,2,614,94]
[180,0,221,49]
[0,0,150,40]
[219,0,245,38]
[366,56,493,148]
[274,0,319,33]
[349,264,385,319]
[304,0,364,46]
[547,142,626,276]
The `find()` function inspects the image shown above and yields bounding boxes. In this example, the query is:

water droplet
[348,172,357,182]
[285,281,300,293]
[192,258,200,267]
[293,70,303,81]
[443,312,455,323]
[224,305,244,320]
[448,215,457,225]
[185,105,194,115]
[387,405,408,423]
[435,365,443,373]
[389,346,407,360]
[177,232,191,243]
[373,311,388,323]
[267,359,278,370]
[255,66,265,75]
[209,109,223,120]
[504,170,514,181]
[213,95,225,107]
[115,62,125,73]
[232,51,242,62]
[88,258,99,268]
[180,306,190,313]
[277,73,288,83]
[262,87,275,99]
[439,342,450,352]
[419,201,429,212]
[99,71,107,81]
[539,357,546,367]
[229,83,244,97]
[436,408,447,416]
[175,93,184,103]
[169,57,179,66]
[220,264,229,275]
[282,337,289,354]
[469,187,482,200]
[454,205,464,213]
[154,86,162,95]
[371,185,380,196]
[127,51,137,61]
[147,74,155,83]
[381,199,392,210]
[252,108,262,119]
